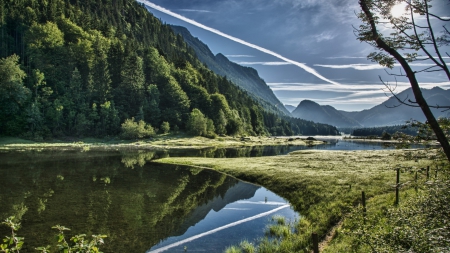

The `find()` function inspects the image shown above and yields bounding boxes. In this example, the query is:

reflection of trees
[0,151,239,252]
[120,150,156,169]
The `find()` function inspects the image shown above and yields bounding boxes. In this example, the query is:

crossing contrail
[136,0,341,86]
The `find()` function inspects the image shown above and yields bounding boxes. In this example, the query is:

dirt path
[314,219,344,252]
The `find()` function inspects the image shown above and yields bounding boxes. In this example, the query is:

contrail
[136,0,341,86]
[147,204,290,253]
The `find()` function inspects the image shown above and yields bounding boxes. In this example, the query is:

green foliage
[392,118,450,162]
[1,217,106,253]
[120,117,155,139]
[341,180,450,253]
[352,124,418,137]
[380,131,391,140]
[1,217,23,253]
[0,55,30,135]
[160,121,170,134]
[0,0,339,139]
[186,109,208,136]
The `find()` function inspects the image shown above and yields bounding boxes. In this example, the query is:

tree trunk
[360,0,450,163]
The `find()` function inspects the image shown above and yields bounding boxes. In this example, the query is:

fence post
[362,191,367,225]
[362,191,366,213]
[312,232,319,253]
[426,166,430,181]
[435,167,438,179]
[415,171,418,192]
[395,168,400,206]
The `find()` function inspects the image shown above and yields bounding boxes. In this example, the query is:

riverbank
[0,135,325,151]
[155,149,438,252]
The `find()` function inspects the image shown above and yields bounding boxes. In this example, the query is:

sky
[136,0,450,111]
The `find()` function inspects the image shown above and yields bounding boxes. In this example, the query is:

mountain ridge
[170,25,291,116]
[292,100,362,127]
[339,87,450,126]
[292,87,450,127]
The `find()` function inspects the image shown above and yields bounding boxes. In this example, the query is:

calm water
[0,150,297,253]
[166,139,409,158]
[0,140,420,252]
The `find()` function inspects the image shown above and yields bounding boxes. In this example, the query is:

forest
[0,0,339,139]
[351,125,418,137]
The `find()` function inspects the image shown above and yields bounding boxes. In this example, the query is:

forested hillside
[170,25,291,116]
[0,0,338,139]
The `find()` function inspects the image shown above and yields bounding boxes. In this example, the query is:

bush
[381,131,391,140]
[160,121,170,134]
[1,217,106,253]
[346,180,450,252]
[186,109,207,136]
[120,117,155,139]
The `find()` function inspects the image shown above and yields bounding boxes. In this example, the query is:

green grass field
[156,149,441,252]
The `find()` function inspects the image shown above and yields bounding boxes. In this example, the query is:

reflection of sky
[137,0,450,111]
[147,187,298,253]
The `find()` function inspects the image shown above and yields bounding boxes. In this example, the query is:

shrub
[381,131,391,140]
[1,217,106,253]
[160,121,170,134]
[120,117,155,139]
[186,109,207,136]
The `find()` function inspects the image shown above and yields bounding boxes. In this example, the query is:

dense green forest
[351,125,418,137]
[0,0,338,139]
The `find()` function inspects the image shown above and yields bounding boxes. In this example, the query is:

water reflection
[0,150,294,253]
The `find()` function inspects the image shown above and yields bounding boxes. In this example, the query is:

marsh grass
[156,149,438,252]
[0,135,321,151]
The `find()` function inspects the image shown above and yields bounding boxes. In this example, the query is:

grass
[0,135,323,151]
[155,149,439,252]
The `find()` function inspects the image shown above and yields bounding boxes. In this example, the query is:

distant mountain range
[284,104,296,113]
[170,25,290,116]
[291,87,450,127]
[292,100,362,127]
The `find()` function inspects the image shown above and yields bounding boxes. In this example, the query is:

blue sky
[137,0,450,111]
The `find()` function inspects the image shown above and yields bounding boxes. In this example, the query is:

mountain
[284,104,297,113]
[0,0,340,138]
[170,25,291,116]
[291,100,362,127]
[339,87,450,126]
[291,87,450,128]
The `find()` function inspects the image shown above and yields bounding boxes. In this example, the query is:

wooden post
[312,232,319,253]
[362,191,366,213]
[361,191,367,225]
[395,168,400,206]
[435,168,438,179]
[426,166,430,180]
[415,171,418,192]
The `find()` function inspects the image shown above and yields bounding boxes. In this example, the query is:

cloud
[237,61,293,66]
[314,63,447,71]
[268,81,450,92]
[313,31,337,42]
[226,55,255,58]
[325,56,367,59]
[314,64,385,70]
[269,81,450,107]
[138,0,341,86]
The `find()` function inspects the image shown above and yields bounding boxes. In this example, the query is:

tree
[160,121,170,134]
[186,108,208,136]
[357,0,450,162]
[0,55,30,135]
[121,117,155,139]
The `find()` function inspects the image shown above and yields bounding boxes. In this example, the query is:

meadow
[156,148,444,252]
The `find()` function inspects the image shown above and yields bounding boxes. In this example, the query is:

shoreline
[0,135,326,151]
